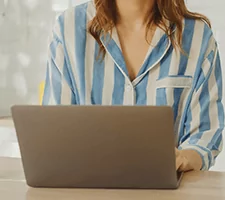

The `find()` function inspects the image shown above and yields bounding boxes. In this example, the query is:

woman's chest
[74,52,194,107]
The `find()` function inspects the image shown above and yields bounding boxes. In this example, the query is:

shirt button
[126,84,132,91]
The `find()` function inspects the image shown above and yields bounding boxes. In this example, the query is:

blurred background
[0,0,88,116]
[0,0,224,170]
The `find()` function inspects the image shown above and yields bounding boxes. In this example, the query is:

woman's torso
[54,2,214,138]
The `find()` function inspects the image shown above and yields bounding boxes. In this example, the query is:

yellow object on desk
[39,81,45,105]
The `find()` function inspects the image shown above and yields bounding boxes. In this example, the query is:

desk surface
[0,117,13,127]
[1,118,225,199]
[1,158,225,200]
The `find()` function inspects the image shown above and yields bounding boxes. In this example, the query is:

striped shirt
[43,1,224,170]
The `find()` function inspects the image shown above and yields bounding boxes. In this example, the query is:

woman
[43,0,224,172]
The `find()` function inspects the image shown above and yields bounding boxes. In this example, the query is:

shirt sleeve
[179,39,224,170]
[42,16,77,105]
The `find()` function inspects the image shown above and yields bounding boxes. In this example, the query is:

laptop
[11,105,183,189]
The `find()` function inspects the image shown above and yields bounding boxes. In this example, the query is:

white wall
[0,0,56,116]
[0,1,87,117]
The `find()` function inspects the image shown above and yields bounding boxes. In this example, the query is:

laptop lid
[11,105,179,189]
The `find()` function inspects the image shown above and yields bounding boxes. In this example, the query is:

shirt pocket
[155,76,193,106]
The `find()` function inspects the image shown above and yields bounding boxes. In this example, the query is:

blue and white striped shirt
[43,2,224,170]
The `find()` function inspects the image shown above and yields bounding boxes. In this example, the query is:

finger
[178,156,190,172]
[175,148,180,157]
[176,156,183,171]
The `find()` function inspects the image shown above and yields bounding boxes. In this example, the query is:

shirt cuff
[178,144,214,171]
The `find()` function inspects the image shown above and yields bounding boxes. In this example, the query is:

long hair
[88,0,211,58]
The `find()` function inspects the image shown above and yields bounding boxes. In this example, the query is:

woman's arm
[177,38,224,171]
[42,16,77,105]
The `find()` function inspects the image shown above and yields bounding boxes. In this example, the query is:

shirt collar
[100,24,172,83]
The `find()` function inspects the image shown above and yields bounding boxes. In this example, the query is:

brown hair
[88,0,210,57]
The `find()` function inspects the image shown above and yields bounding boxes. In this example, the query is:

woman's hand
[175,148,203,172]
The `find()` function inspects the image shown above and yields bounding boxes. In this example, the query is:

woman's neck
[115,0,155,29]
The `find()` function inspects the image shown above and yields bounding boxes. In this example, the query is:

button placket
[124,82,135,105]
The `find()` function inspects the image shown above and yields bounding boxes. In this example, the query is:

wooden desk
[0,117,13,127]
[1,158,225,200]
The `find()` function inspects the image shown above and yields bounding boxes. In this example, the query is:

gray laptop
[11,105,183,189]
